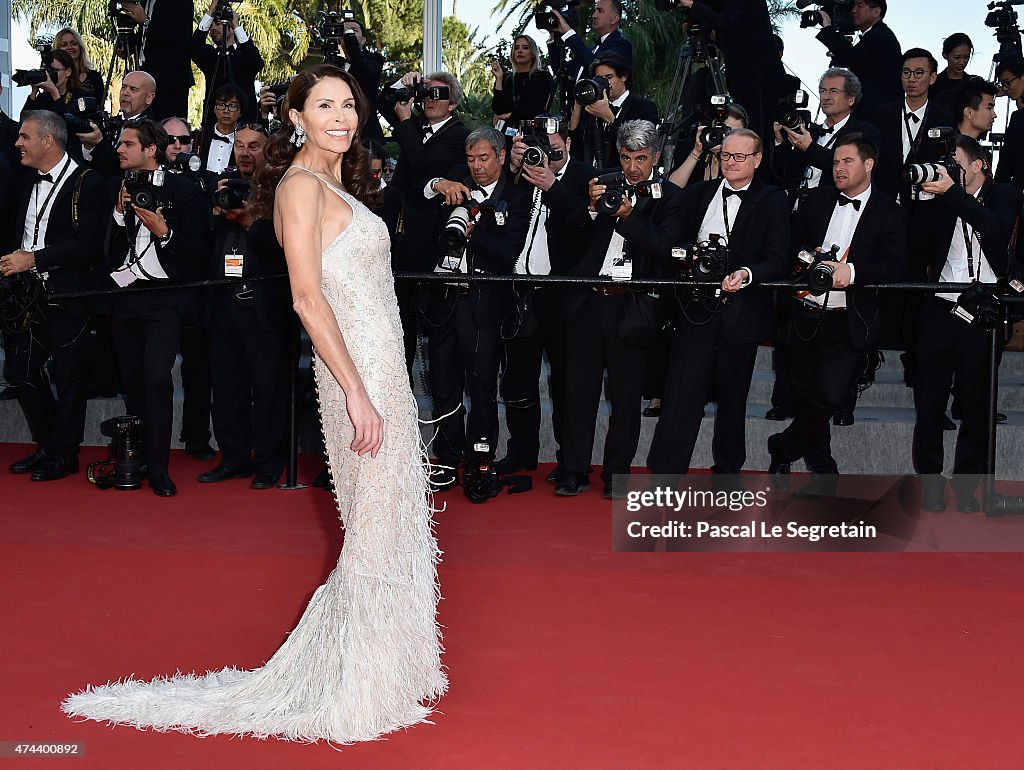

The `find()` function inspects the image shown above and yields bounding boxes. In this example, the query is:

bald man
[75,71,158,178]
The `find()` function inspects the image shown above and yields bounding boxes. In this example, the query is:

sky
[8,2,1016,123]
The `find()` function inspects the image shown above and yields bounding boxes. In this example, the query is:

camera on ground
[463,439,501,504]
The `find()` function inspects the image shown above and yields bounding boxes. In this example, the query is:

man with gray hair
[0,110,106,481]
[774,67,881,198]
[419,126,533,489]
[555,119,685,498]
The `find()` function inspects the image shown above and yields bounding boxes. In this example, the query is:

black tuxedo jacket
[572,94,658,169]
[775,116,883,192]
[561,178,686,319]
[0,109,20,170]
[675,178,791,344]
[376,111,470,271]
[564,28,633,81]
[920,179,1023,281]
[817,22,903,111]
[868,98,957,201]
[792,185,907,349]
[141,0,195,109]
[516,157,598,276]
[10,163,107,299]
[84,108,159,179]
[995,108,1024,191]
[342,37,385,146]
[191,31,265,120]
[421,170,533,327]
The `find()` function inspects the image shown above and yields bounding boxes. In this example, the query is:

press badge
[110,267,138,287]
[610,256,632,281]
[224,252,244,277]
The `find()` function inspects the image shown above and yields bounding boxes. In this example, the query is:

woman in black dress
[932,33,974,103]
[490,35,553,129]
[55,27,106,100]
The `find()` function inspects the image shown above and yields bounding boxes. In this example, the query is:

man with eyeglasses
[191,0,264,120]
[647,128,789,478]
[201,84,245,173]
[814,0,902,112]
[767,133,905,485]
[912,136,1022,512]
[994,56,1024,189]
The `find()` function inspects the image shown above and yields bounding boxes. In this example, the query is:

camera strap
[961,217,983,280]
[30,157,72,249]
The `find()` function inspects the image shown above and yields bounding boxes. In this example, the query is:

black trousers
[427,293,503,466]
[562,293,648,478]
[500,288,567,465]
[647,314,758,475]
[395,279,419,381]
[3,302,91,459]
[209,295,291,474]
[111,294,184,478]
[913,297,996,492]
[771,308,864,473]
[178,319,212,445]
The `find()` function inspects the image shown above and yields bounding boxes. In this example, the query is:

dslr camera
[774,89,814,134]
[12,37,57,88]
[902,127,958,186]
[213,178,252,209]
[437,200,510,268]
[953,277,1024,329]
[792,244,841,297]
[463,439,501,504]
[699,94,732,148]
[799,0,857,34]
[87,415,145,491]
[124,168,169,212]
[535,0,580,33]
[387,78,451,104]
[212,0,242,24]
[592,171,663,216]
[167,151,202,173]
[673,234,729,282]
[519,116,565,167]
[63,96,114,136]
[575,75,610,106]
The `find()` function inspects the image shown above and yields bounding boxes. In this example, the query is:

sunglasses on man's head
[235,122,270,136]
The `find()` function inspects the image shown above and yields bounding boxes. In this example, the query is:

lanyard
[30,158,72,249]
[721,190,737,241]
[961,218,982,279]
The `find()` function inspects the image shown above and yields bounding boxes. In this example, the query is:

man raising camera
[556,119,684,497]
[766,134,905,482]
[105,120,208,496]
[550,0,633,78]
[647,128,789,478]
[420,127,532,489]
[77,70,157,178]
[1,111,106,481]
[498,117,596,483]
[192,0,265,121]
[117,0,194,119]
[340,17,385,145]
[912,136,1022,512]
[813,0,902,112]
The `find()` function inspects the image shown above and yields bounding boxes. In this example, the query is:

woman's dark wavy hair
[251,64,378,220]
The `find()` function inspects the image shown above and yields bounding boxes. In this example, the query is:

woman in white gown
[62,65,447,743]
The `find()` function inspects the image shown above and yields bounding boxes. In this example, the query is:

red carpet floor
[3,443,1024,770]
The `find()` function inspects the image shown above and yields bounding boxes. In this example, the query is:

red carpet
[3,443,1024,769]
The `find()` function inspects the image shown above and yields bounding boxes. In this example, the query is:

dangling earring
[291,124,306,148]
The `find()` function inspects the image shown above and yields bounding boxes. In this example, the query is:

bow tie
[422,125,434,139]
[838,194,862,210]
[35,172,53,184]
[905,112,921,124]
[723,188,747,201]
[212,133,231,143]
[819,124,834,135]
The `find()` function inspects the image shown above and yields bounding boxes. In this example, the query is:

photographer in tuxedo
[569,54,657,169]
[498,118,596,483]
[340,18,385,145]
[192,0,265,120]
[912,136,1022,512]
[555,120,685,497]
[549,0,633,80]
[118,0,194,118]
[77,71,158,178]
[814,0,902,111]
[647,128,789,477]
[105,120,208,496]
[419,127,532,488]
[766,134,906,480]
[1,111,106,481]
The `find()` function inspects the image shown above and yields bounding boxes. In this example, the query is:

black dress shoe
[642,405,662,417]
[766,435,791,477]
[494,457,538,475]
[832,411,855,427]
[0,385,22,400]
[30,454,79,482]
[545,466,567,485]
[602,480,629,500]
[197,464,252,483]
[943,414,957,431]
[311,465,332,489]
[764,406,791,421]
[955,491,981,513]
[10,448,48,474]
[150,474,177,497]
[250,471,280,490]
[922,492,946,512]
[996,412,1007,424]
[554,473,589,497]
[184,442,217,461]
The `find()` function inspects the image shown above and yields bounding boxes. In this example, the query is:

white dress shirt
[22,155,77,278]
[808,186,871,309]
[205,129,235,173]
[901,100,927,162]
[805,113,850,190]
[112,195,171,285]
[938,187,995,302]
[697,178,755,285]
[515,164,569,276]
[198,14,251,44]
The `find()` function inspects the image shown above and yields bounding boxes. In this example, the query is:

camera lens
[522,145,546,167]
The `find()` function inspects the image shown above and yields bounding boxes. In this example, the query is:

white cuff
[739,267,753,287]
[847,263,855,284]
[561,29,577,42]
[424,178,441,199]
[199,14,214,32]
[81,144,94,161]
[234,26,249,44]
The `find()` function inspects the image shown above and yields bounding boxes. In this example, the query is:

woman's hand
[347,388,384,458]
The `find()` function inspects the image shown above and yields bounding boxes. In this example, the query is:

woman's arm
[275,173,383,458]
